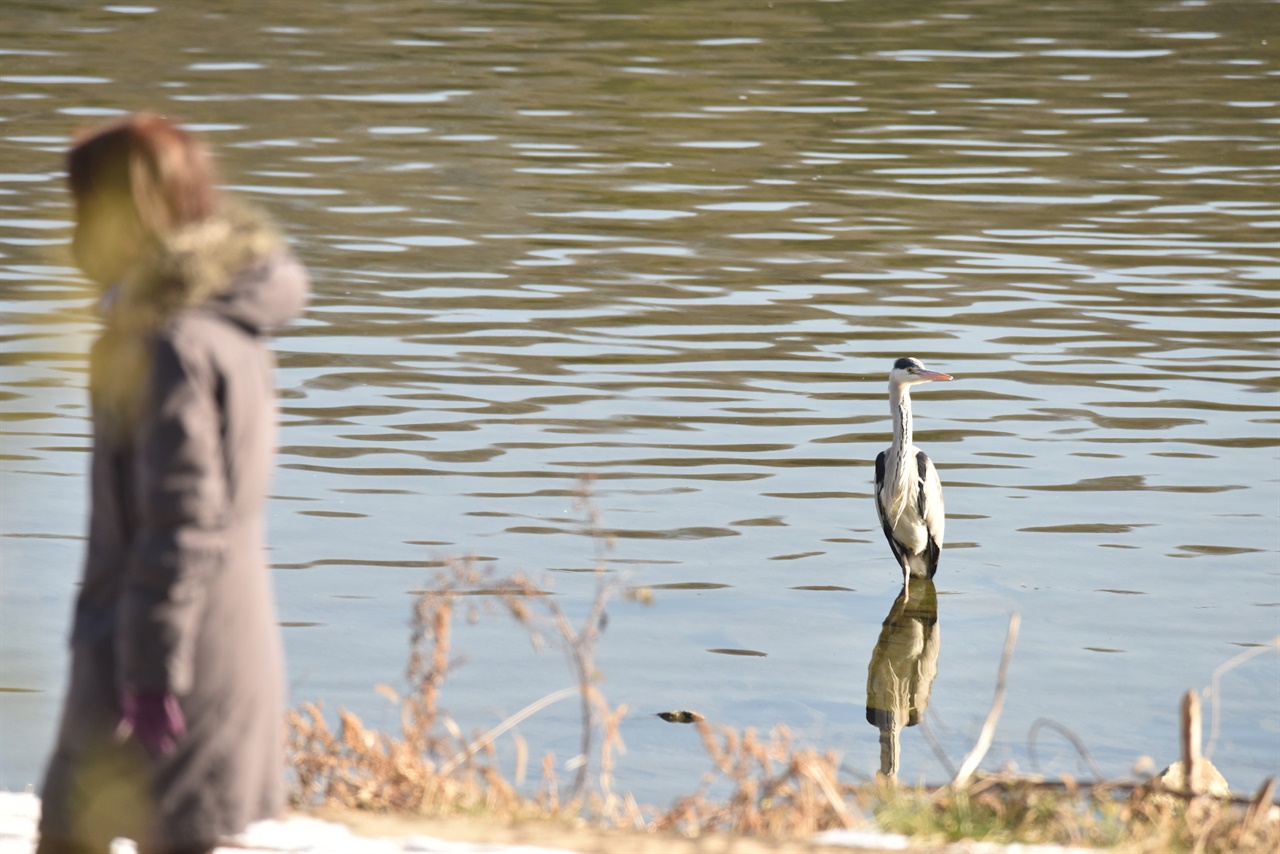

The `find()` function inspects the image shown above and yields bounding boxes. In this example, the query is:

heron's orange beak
[920,370,952,381]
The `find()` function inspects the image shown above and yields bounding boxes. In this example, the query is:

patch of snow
[0,792,579,854]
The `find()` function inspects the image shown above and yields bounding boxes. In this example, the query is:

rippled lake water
[2,0,1277,804]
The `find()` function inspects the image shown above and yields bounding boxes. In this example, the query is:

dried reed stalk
[953,613,1020,788]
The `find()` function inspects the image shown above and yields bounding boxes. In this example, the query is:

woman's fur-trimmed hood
[108,200,308,333]
[91,200,308,427]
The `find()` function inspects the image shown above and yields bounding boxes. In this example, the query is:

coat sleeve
[116,332,229,696]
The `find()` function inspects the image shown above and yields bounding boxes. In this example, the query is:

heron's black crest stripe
[893,357,921,371]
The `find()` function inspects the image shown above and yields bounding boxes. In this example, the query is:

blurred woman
[38,113,309,854]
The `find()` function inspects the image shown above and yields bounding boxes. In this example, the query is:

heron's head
[889,357,953,388]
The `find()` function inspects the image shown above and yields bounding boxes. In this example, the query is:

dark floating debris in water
[707,647,767,657]
[641,582,732,591]
[657,710,705,724]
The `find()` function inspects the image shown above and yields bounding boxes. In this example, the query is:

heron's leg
[900,558,910,601]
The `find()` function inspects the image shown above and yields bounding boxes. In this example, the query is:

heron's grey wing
[875,451,907,565]
[915,450,944,574]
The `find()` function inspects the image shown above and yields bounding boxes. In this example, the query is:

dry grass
[652,722,858,839]
[867,775,1278,853]
[288,477,1279,852]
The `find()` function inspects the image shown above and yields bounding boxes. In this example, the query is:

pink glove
[118,688,187,756]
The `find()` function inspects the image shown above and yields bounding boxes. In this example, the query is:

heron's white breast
[881,443,929,552]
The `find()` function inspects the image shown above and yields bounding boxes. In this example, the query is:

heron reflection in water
[865,577,940,780]
[874,357,952,599]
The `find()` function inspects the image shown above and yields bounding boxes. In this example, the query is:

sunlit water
[2,0,1277,805]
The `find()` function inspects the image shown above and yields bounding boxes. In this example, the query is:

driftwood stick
[953,613,1020,788]
[1180,689,1202,795]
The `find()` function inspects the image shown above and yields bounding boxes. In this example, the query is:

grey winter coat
[39,203,309,850]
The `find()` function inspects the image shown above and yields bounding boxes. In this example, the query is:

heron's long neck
[890,383,913,457]
[884,383,916,516]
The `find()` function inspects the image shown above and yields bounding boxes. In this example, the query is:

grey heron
[874,357,952,593]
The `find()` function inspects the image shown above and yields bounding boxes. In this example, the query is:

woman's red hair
[67,113,219,236]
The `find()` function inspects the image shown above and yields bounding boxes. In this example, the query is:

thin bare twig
[439,686,580,775]
[953,612,1020,788]
[1203,636,1279,759]
[1027,717,1105,780]
[918,715,957,779]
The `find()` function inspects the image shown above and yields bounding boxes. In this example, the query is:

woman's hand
[117,688,187,756]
